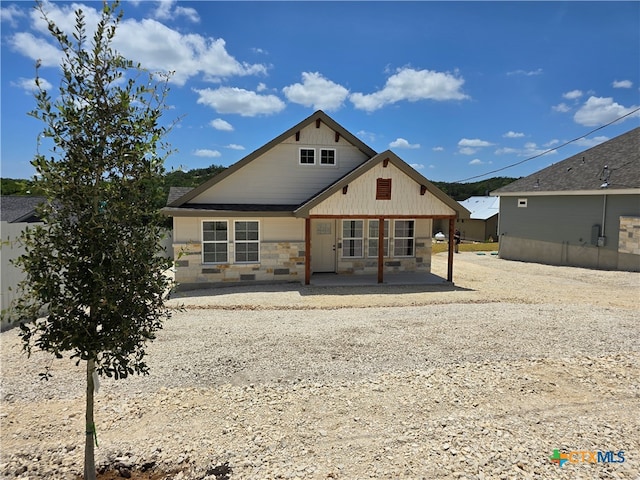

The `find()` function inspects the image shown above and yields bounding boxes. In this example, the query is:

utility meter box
[597,236,606,247]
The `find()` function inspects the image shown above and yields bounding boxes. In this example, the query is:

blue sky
[1,1,639,183]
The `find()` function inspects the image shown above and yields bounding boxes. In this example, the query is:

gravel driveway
[1,253,638,479]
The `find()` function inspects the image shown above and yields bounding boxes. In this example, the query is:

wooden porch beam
[447,217,455,282]
[305,218,311,285]
[377,217,384,284]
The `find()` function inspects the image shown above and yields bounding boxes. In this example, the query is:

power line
[453,107,640,183]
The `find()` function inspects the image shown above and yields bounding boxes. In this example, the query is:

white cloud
[194,86,286,116]
[252,47,268,55]
[562,89,583,100]
[1,4,26,27]
[552,103,571,113]
[11,76,53,93]
[9,32,63,67]
[612,80,632,89]
[469,159,485,165]
[494,147,518,155]
[410,163,425,170]
[350,67,468,112]
[496,142,557,158]
[256,82,267,92]
[357,130,376,142]
[193,149,221,158]
[458,138,493,148]
[389,138,420,149]
[507,68,543,76]
[459,147,477,155]
[283,72,349,111]
[574,135,609,148]
[14,2,264,86]
[225,144,245,150]
[503,131,525,138]
[210,118,234,131]
[543,139,559,147]
[432,146,444,152]
[574,96,639,126]
[153,0,199,22]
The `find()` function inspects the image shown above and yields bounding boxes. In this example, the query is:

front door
[311,219,336,273]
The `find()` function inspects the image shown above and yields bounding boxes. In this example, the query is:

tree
[13,2,174,478]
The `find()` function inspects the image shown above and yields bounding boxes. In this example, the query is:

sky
[1,1,639,183]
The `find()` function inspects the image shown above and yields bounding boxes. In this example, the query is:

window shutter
[376,178,392,200]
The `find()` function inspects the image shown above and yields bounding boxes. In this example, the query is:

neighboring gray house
[1,196,44,329]
[456,196,500,242]
[492,127,640,271]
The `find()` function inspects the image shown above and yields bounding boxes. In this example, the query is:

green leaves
[15,0,175,381]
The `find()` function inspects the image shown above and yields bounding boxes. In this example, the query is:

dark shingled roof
[1,196,45,223]
[167,187,194,205]
[493,127,640,194]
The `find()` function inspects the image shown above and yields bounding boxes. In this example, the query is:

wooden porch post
[447,216,455,282]
[377,217,384,283]
[305,218,311,285]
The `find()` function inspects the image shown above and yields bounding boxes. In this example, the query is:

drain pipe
[601,194,607,238]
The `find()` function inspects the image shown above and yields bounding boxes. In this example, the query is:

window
[300,148,315,165]
[394,220,415,256]
[235,221,259,263]
[518,198,528,208]
[376,178,392,200]
[342,220,363,257]
[368,220,389,257]
[202,221,228,263]
[320,149,336,165]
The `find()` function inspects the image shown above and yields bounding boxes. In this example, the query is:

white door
[311,220,336,273]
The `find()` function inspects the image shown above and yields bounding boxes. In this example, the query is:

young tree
[13,2,175,478]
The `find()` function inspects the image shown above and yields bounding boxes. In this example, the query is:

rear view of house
[492,127,640,271]
[163,111,468,288]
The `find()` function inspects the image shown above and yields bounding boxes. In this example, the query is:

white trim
[341,219,364,258]
[299,147,316,165]
[393,219,415,257]
[201,220,229,264]
[517,198,528,208]
[493,188,640,197]
[319,148,337,166]
[367,219,389,258]
[234,219,261,264]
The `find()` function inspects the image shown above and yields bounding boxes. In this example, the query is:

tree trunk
[84,358,96,480]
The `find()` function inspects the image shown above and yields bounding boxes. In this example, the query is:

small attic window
[376,178,392,200]
[518,198,528,208]
[299,148,315,165]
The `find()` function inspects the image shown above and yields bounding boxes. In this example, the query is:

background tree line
[2,168,515,203]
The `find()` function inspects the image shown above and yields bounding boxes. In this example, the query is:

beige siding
[191,122,369,205]
[263,218,305,241]
[310,163,456,216]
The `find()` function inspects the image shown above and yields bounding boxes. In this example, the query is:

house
[1,196,44,329]
[162,111,469,288]
[455,196,500,242]
[491,127,640,271]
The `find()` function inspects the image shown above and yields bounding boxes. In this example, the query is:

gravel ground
[1,252,639,479]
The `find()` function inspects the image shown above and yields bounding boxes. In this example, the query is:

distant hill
[2,167,516,204]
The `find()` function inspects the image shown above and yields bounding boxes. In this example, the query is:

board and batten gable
[190,121,370,205]
[309,162,457,217]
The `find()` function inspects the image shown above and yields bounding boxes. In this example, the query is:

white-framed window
[234,220,259,263]
[394,220,415,257]
[202,221,228,264]
[518,198,528,208]
[299,148,315,165]
[320,148,336,165]
[342,220,364,258]
[368,219,389,257]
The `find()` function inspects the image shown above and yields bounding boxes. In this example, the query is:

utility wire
[454,106,640,183]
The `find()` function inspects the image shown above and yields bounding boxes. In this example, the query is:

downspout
[601,194,607,238]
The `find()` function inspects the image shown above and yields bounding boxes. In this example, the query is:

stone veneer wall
[336,237,432,274]
[173,241,305,288]
[618,216,640,255]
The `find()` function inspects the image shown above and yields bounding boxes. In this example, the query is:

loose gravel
[1,253,638,479]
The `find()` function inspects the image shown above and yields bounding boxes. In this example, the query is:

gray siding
[499,194,639,253]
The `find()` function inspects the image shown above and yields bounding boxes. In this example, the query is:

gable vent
[376,178,392,200]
